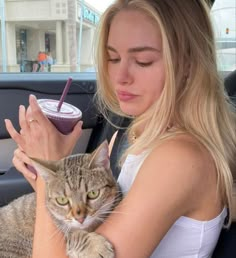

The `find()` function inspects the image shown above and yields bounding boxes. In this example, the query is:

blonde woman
[5,0,236,257]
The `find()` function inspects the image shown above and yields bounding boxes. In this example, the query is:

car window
[1,1,234,74]
[211,0,236,73]
[0,0,114,73]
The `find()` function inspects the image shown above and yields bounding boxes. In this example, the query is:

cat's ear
[30,157,59,181]
[89,140,110,170]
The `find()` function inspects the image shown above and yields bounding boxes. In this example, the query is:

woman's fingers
[12,154,36,180]
[6,94,84,163]
[28,95,50,125]
[5,119,25,148]
[6,117,40,157]
[70,120,83,142]
[13,148,37,191]
[14,148,33,166]
[19,105,30,133]
[28,94,58,136]
[61,120,84,156]
[13,157,37,191]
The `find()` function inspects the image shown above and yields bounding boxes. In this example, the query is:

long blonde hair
[94,0,236,223]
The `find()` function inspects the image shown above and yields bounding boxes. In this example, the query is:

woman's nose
[116,61,133,85]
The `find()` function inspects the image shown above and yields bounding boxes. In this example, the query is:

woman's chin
[119,105,144,117]
[120,108,140,117]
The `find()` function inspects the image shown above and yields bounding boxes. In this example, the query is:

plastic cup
[37,99,82,134]
[27,99,82,174]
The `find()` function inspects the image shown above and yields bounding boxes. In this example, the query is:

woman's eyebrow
[107,46,117,52]
[128,46,161,53]
[107,45,161,53]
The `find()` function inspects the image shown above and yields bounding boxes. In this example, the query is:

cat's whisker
[60,225,71,238]
[90,198,120,218]
[85,214,104,224]
[114,202,130,209]
[47,226,65,245]
[99,202,115,211]
[52,224,74,247]
[99,210,131,217]
[89,210,107,222]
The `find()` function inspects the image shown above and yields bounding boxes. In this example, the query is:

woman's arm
[32,175,68,258]
[31,135,218,258]
[95,136,220,257]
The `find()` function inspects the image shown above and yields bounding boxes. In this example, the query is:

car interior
[0,0,235,257]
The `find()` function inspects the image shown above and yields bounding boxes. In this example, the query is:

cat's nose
[77,216,85,224]
[74,208,86,223]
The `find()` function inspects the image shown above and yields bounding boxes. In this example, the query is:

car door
[0,72,112,206]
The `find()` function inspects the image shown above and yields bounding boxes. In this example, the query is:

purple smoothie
[27,99,82,174]
[37,99,82,134]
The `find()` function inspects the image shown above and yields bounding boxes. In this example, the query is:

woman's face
[107,10,165,116]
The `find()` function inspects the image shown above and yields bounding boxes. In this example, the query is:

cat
[0,140,121,258]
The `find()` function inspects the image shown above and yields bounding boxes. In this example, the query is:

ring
[28,119,37,124]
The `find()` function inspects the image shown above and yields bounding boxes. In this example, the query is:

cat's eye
[56,196,69,206]
[87,190,100,200]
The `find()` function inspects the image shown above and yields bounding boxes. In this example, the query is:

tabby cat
[0,141,121,258]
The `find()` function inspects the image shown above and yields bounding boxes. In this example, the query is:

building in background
[0,0,100,72]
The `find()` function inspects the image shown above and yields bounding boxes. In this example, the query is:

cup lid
[37,99,82,119]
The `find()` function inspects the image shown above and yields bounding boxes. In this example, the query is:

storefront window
[0,0,114,73]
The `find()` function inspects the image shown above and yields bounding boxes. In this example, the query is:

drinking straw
[57,77,73,112]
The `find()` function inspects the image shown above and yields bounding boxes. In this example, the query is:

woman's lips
[116,91,137,101]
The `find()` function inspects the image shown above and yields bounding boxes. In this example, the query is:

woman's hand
[5,94,83,161]
[13,147,37,191]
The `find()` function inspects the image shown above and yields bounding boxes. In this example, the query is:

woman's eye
[136,61,153,67]
[87,190,100,200]
[108,58,120,63]
[56,196,69,206]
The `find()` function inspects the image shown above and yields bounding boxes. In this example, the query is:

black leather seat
[225,70,236,99]
[212,70,236,257]
[212,222,236,257]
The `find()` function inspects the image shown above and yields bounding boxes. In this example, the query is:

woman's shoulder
[133,133,220,220]
[144,133,216,182]
[154,133,212,163]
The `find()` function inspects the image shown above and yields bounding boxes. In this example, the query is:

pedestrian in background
[46,52,53,72]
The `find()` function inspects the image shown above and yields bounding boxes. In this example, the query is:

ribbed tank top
[117,152,227,258]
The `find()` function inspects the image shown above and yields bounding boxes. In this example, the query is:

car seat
[212,70,236,257]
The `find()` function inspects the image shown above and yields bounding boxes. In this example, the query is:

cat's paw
[67,231,115,258]
[85,232,115,258]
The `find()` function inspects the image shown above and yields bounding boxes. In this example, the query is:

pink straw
[57,77,73,112]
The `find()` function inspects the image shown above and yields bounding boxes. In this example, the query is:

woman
[5,0,236,257]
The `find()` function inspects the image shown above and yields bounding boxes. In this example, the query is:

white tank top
[117,152,227,258]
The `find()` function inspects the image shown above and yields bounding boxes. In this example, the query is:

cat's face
[31,141,121,232]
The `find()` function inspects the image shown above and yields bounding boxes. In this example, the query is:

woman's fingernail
[30,94,37,102]
[30,94,35,98]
